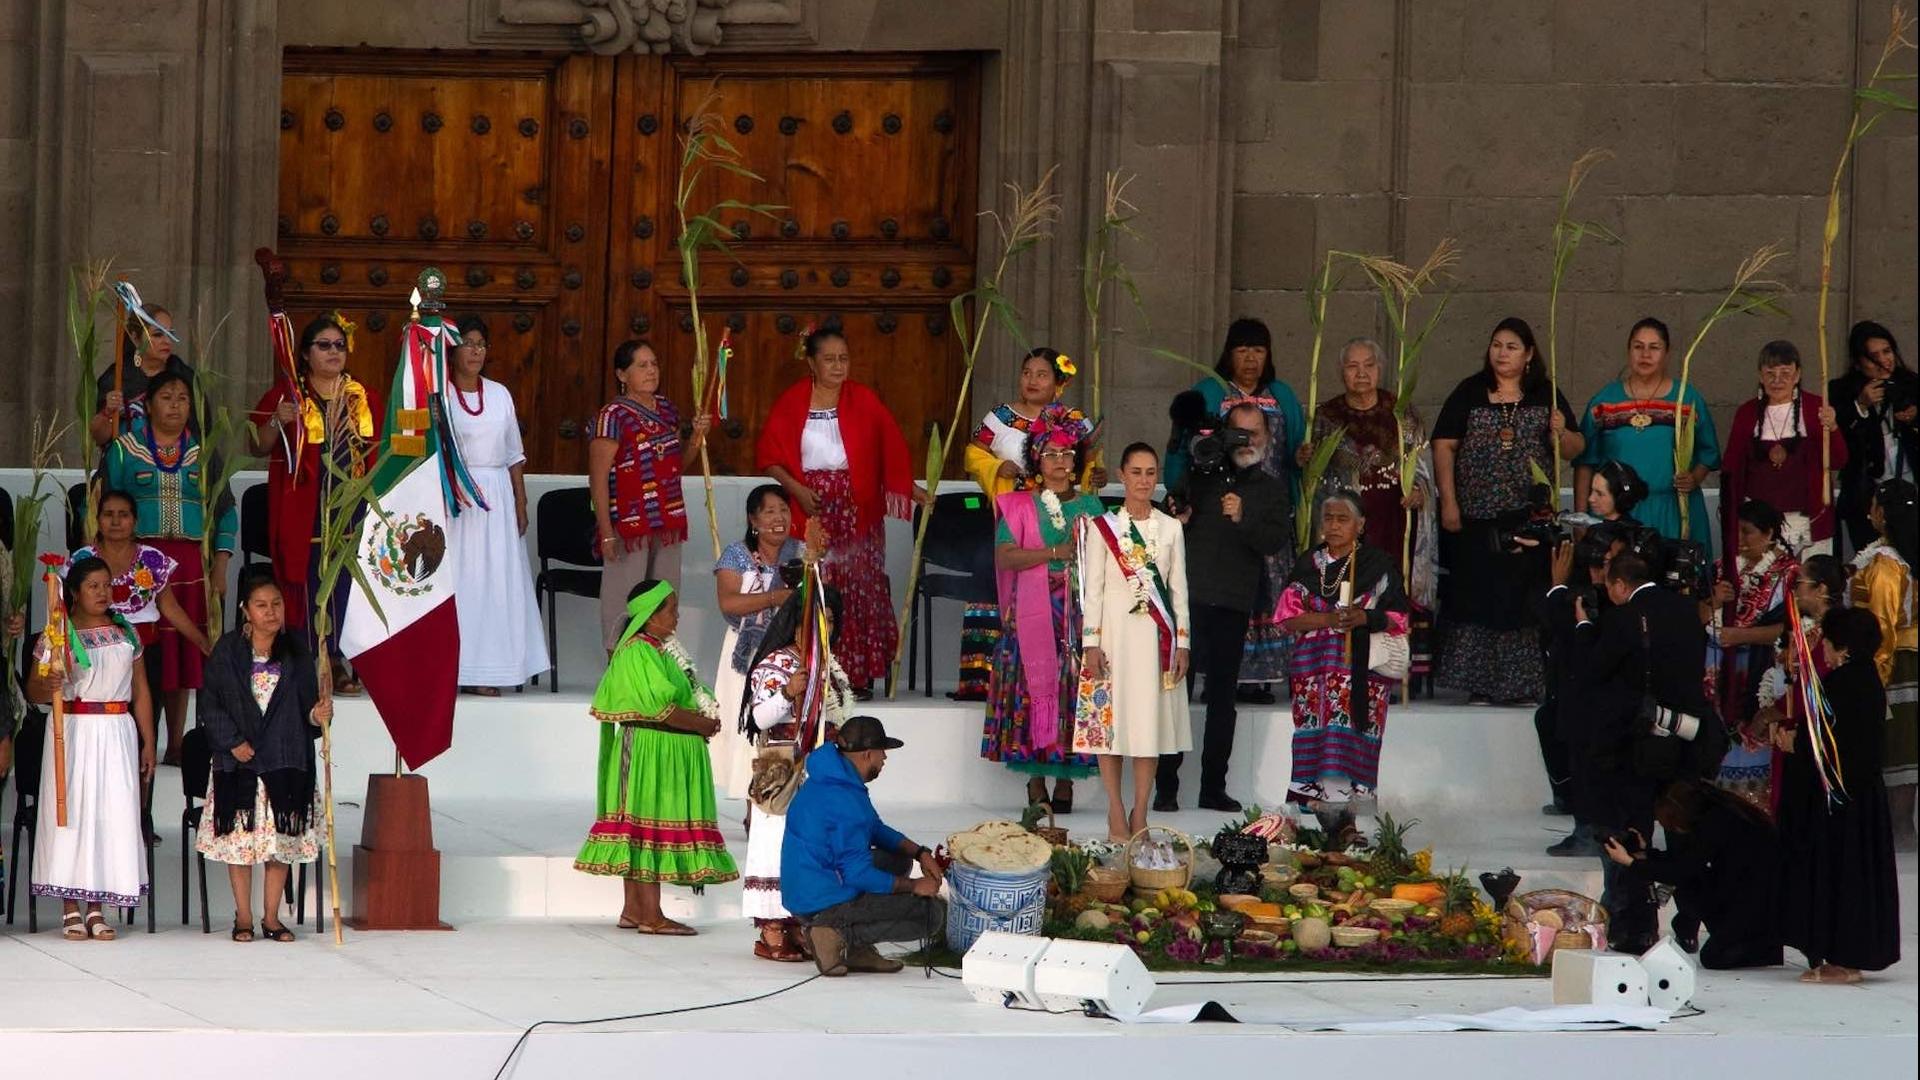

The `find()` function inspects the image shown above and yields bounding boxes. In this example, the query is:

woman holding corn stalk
[756,321,927,700]
[1721,340,1846,564]
[89,302,196,448]
[100,370,234,764]
[1165,319,1306,698]
[959,348,1099,705]
[1305,337,1438,677]
[249,315,381,697]
[1432,318,1583,706]
[1574,318,1721,545]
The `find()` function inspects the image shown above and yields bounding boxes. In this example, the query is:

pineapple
[1438,871,1479,938]
[1367,812,1419,883]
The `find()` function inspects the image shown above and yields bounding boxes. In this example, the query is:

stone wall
[2,0,1913,468]
[1226,0,1918,453]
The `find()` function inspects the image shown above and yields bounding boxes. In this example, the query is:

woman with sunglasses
[250,315,382,696]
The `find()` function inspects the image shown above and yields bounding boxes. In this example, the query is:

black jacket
[1179,462,1289,613]
[1573,583,1713,767]
[1830,367,1918,514]
[200,630,321,777]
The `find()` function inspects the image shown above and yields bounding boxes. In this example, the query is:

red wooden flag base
[347,773,454,931]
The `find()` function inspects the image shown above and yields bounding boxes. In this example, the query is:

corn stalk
[1081,170,1142,455]
[65,260,114,536]
[889,167,1060,695]
[5,418,70,680]
[674,87,784,558]
[184,305,246,643]
[1546,149,1621,508]
[1816,5,1916,502]
[1295,428,1347,550]
[1673,244,1791,539]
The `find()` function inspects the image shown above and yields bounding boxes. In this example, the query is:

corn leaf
[1295,425,1348,551]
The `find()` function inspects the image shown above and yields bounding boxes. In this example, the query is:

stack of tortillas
[947,821,1053,874]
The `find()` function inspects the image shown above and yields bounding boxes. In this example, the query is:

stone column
[11,0,279,464]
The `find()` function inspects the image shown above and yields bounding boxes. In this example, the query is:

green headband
[617,581,676,649]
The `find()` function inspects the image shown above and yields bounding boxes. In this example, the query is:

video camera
[1188,426,1254,480]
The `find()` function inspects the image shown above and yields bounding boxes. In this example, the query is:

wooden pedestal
[347,773,453,931]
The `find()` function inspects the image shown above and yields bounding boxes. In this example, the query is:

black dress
[1432,375,1578,702]
[1776,656,1902,971]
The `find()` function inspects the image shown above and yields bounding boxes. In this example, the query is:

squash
[1237,902,1283,920]
[1391,882,1446,906]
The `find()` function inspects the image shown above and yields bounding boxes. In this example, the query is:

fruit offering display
[1040,810,1538,974]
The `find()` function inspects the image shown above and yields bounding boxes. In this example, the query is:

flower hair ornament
[794,318,818,362]
[1050,352,1077,387]
[329,310,358,355]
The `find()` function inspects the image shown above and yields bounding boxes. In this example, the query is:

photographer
[1159,401,1288,812]
[1539,524,1633,856]
[1573,549,1720,952]
[1831,321,1916,555]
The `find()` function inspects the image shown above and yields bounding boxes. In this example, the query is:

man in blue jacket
[782,716,946,976]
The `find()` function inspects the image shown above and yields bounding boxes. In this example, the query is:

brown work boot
[844,944,904,974]
[807,924,848,976]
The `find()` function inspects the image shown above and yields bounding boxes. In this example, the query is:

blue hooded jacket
[780,745,908,917]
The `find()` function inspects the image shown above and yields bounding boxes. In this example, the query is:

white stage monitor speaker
[1639,937,1698,1011]
[1032,938,1156,1019]
[1552,949,1650,1008]
[961,932,1051,1009]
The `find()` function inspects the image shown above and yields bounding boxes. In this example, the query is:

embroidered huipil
[100,432,238,550]
[595,395,689,548]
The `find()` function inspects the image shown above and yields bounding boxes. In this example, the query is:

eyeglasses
[1038,449,1076,460]
[462,341,489,351]
[312,340,347,352]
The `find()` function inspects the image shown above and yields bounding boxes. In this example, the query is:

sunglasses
[312,339,347,352]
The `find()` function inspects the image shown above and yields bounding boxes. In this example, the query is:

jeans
[1158,603,1250,800]
[799,849,946,948]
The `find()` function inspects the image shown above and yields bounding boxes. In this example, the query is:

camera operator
[1832,321,1917,555]
[1538,524,1633,857]
[1572,548,1720,953]
[1159,401,1288,812]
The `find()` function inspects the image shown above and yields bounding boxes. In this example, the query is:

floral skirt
[1289,668,1391,790]
[1436,623,1542,703]
[1240,550,1292,683]
[805,468,896,688]
[982,572,1097,780]
[575,722,738,885]
[195,774,320,867]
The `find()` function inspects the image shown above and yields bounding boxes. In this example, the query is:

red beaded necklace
[454,377,485,417]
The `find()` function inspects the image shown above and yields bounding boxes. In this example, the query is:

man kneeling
[782,716,946,976]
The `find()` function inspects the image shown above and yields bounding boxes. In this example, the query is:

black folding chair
[180,727,212,932]
[64,482,90,551]
[533,487,603,693]
[6,701,44,931]
[905,492,1000,698]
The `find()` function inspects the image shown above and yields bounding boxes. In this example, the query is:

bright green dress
[574,632,739,885]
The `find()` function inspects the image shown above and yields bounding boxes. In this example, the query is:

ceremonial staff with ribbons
[37,554,71,826]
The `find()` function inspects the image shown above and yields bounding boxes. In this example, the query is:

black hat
[838,715,903,752]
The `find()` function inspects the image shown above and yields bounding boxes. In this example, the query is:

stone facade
[2,0,1913,465]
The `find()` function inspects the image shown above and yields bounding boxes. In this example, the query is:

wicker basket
[1084,866,1130,904]
[1029,804,1070,847]
[1125,827,1194,893]
[1501,888,1610,962]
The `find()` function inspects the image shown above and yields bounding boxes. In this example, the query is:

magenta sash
[995,492,1063,751]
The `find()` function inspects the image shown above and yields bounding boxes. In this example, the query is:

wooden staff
[313,652,346,945]
[40,570,70,826]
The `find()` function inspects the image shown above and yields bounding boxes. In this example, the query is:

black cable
[490,971,822,1080]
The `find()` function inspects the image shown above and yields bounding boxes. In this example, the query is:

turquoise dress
[1577,379,1721,544]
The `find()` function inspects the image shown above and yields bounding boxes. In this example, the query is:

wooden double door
[277,49,979,475]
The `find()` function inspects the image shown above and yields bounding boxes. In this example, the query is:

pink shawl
[995,491,1061,751]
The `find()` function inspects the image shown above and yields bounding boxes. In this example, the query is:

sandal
[460,686,502,698]
[753,937,808,963]
[634,918,697,937]
[332,674,364,697]
[62,912,86,940]
[85,913,116,941]
[260,921,295,943]
[232,921,255,943]
[1051,780,1074,815]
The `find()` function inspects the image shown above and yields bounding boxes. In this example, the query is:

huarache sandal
[260,921,295,942]
[332,674,364,697]
[1050,780,1074,815]
[753,937,807,963]
[62,912,86,940]
[634,918,697,936]
[231,921,255,943]
[84,913,116,941]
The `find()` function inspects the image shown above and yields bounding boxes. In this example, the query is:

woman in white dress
[738,588,849,963]
[708,485,803,800]
[1077,443,1192,840]
[26,556,156,940]
[448,316,549,694]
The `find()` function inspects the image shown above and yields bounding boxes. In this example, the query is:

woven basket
[1084,867,1129,904]
[1125,827,1194,893]
[1029,804,1069,847]
[1501,888,1610,961]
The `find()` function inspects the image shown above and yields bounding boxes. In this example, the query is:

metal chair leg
[296,864,307,925]
[906,588,920,692]
[180,813,190,925]
[197,853,210,933]
[545,587,560,694]
[922,591,934,699]
[146,842,156,933]
[6,818,20,926]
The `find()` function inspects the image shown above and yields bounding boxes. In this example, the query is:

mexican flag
[339,301,486,769]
